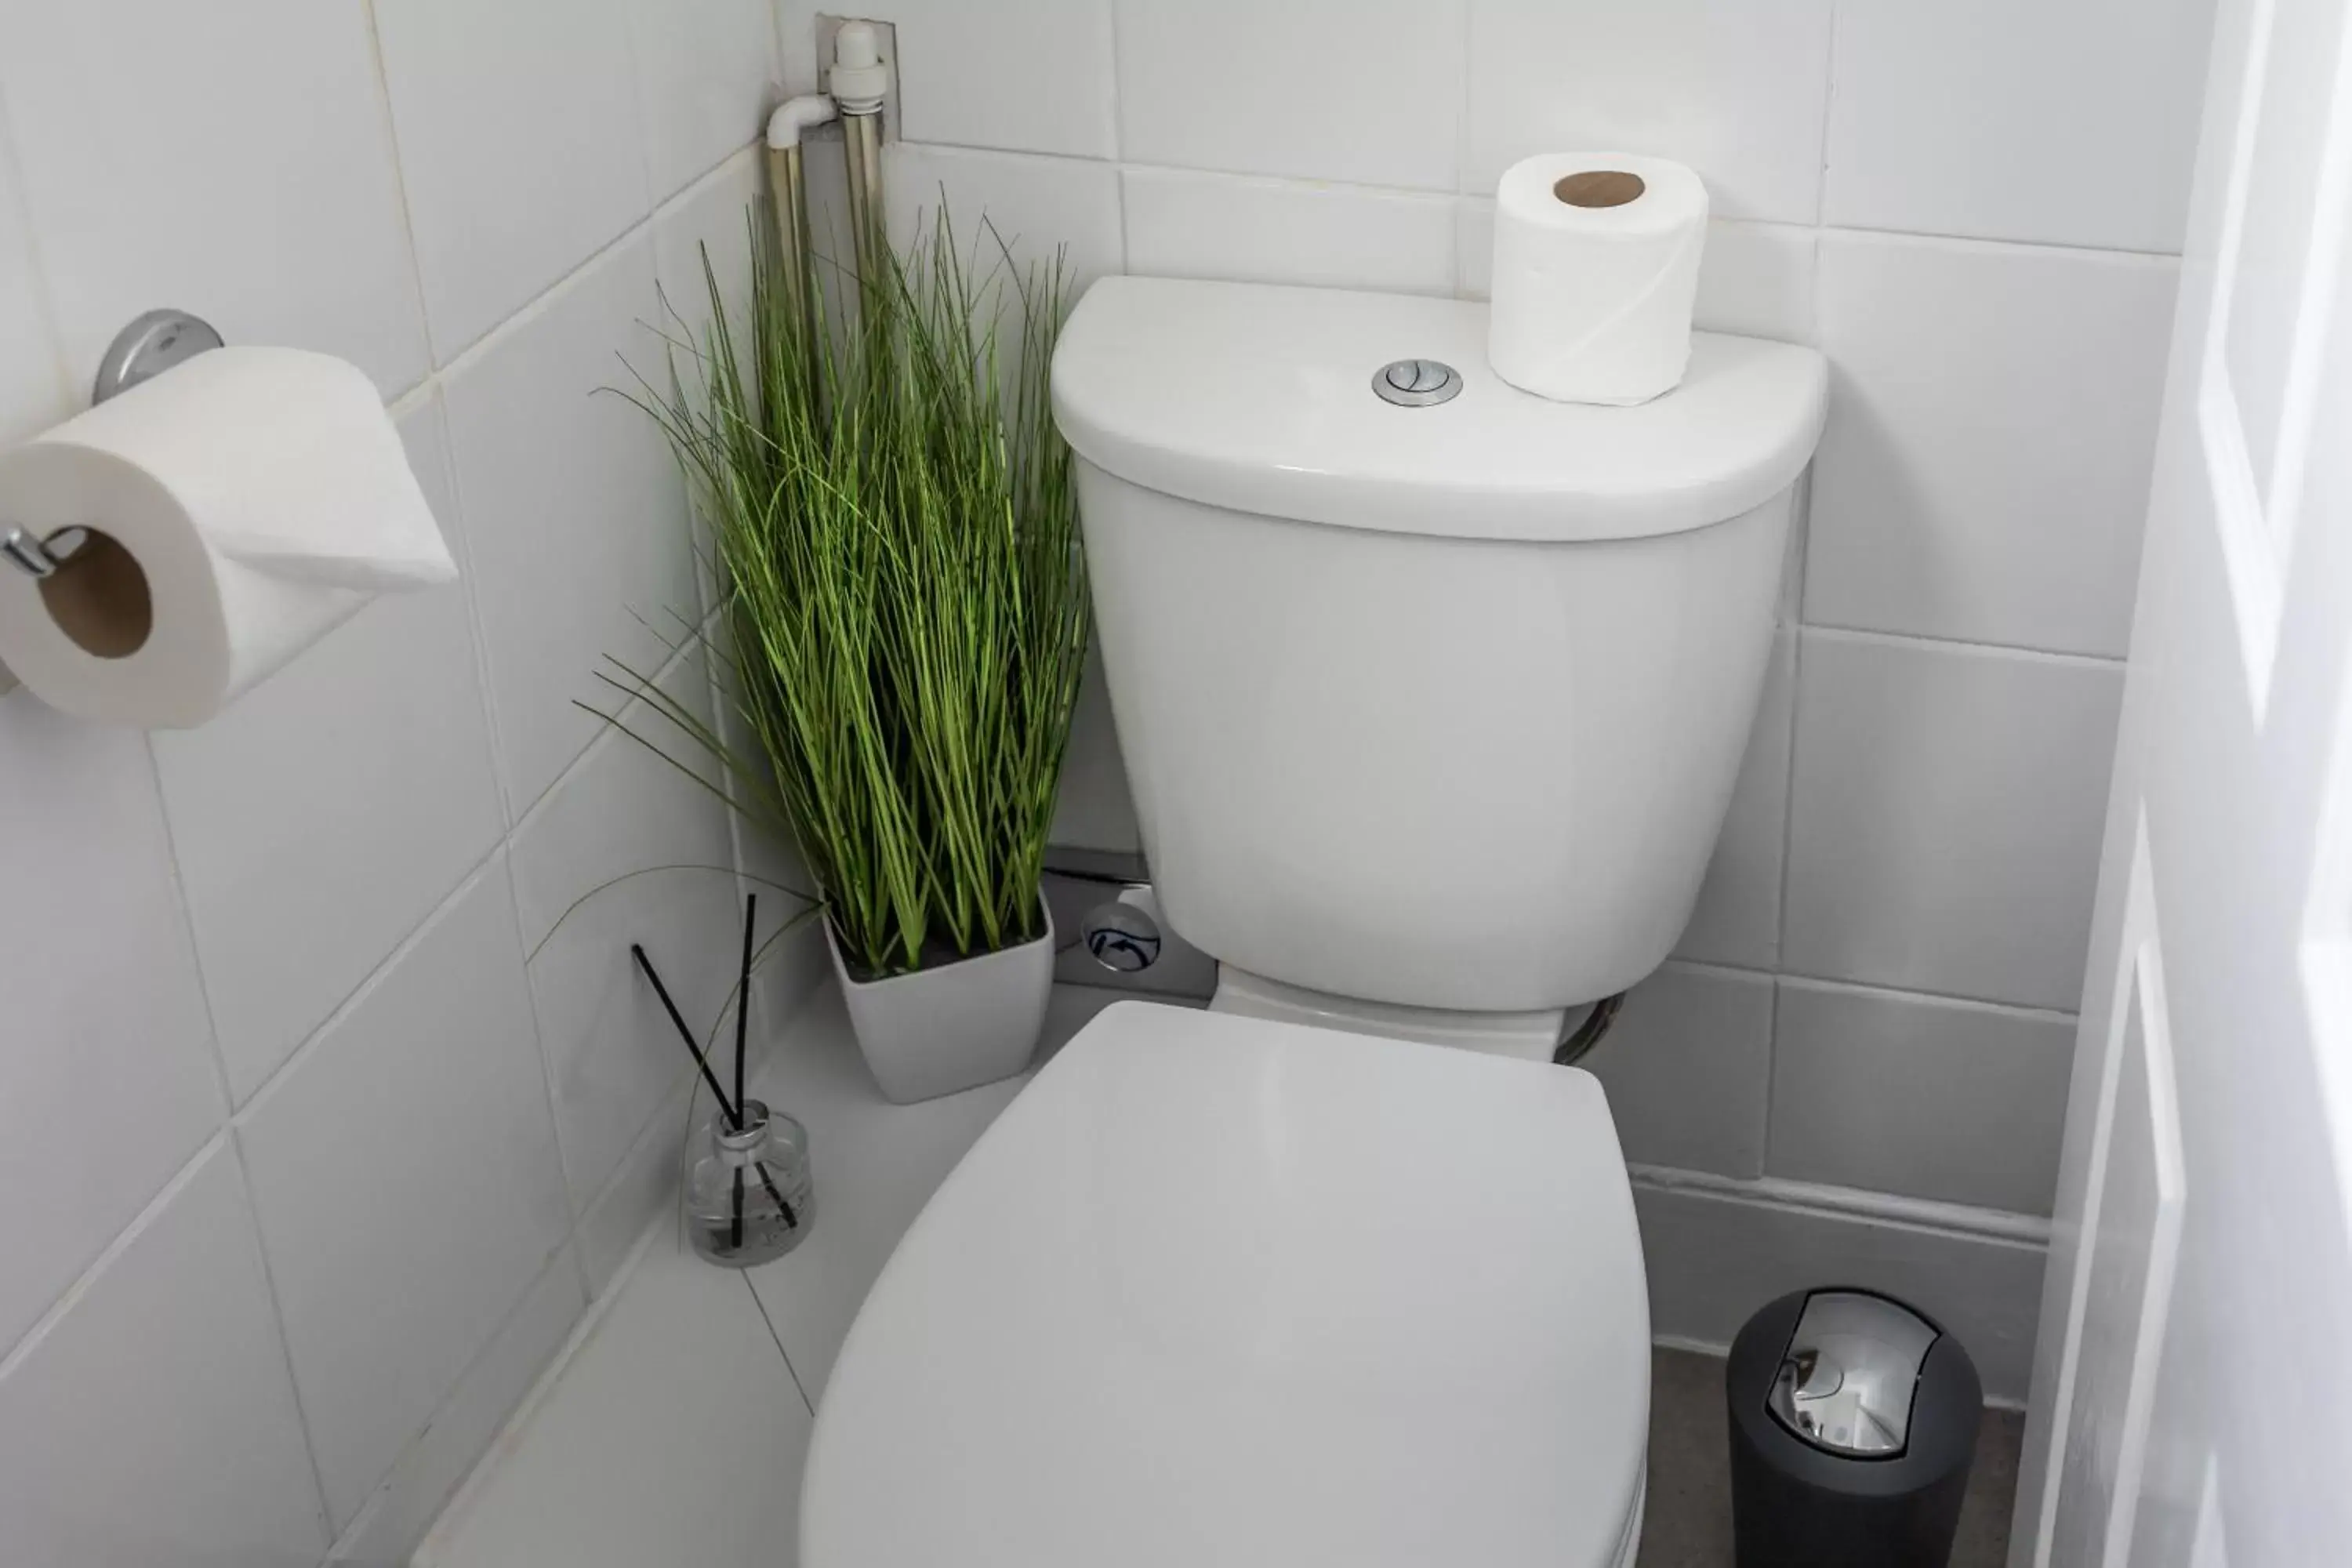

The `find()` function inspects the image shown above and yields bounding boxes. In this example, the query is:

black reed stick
[735,894,756,1128]
[632,943,738,1127]
[731,895,758,1251]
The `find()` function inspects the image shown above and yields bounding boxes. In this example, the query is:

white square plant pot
[825,902,1057,1104]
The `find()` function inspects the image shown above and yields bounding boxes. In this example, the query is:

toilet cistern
[1049,276,1827,1054]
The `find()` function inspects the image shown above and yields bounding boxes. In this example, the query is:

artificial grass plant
[592,207,1088,982]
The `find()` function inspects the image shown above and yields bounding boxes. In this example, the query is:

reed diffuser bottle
[631,891,816,1270]
[684,1098,811,1268]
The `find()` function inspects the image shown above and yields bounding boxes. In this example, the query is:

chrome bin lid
[1766,1290,1941,1457]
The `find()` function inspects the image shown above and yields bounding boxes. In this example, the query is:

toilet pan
[800,1000,1651,1567]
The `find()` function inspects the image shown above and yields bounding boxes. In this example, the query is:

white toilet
[800,278,1827,1567]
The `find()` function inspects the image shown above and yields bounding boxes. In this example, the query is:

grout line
[408,1220,670,1566]
[885,136,2185,264]
[1760,975,1783,1173]
[739,1274,818,1418]
[223,1125,342,1534]
[1453,0,1476,201]
[767,0,789,103]
[360,0,442,385]
[1798,619,2129,670]
[230,851,508,1127]
[575,1065,697,1249]
[1812,0,1841,227]
[134,691,341,1523]
[1657,954,1779,987]
[423,137,760,390]
[133,732,238,1120]
[1814,220,2184,263]
[500,615,708,865]
[495,839,583,1223]
[1777,969,2082,1025]
[427,216,652,383]
[123,730,349,1531]
[1761,612,1807,1163]
[1104,0,1126,164]
[0,1131,227,1381]
[610,2,661,220]
[326,1236,586,1561]
[1668,951,2081,1022]
[1628,1160,2055,1247]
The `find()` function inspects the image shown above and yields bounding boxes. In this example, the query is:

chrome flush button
[1372,358,1461,406]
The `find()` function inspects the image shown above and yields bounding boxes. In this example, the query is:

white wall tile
[1633,1178,2046,1400]
[0,119,70,446]
[622,0,778,204]
[1457,208,1819,343]
[376,0,651,358]
[1687,222,1820,344]
[330,1244,586,1568]
[1771,978,2074,1214]
[1584,962,1773,1178]
[1675,630,1795,970]
[1824,0,2218,252]
[239,860,568,1529]
[443,233,696,814]
[1463,0,1835,223]
[1806,233,2177,657]
[778,0,1119,160]
[0,0,428,395]
[0,1146,329,1567]
[508,650,742,1212]
[154,394,505,1102]
[0,699,220,1354]
[1784,630,2122,1011]
[883,142,1126,292]
[1117,0,1465,191]
[1123,167,1456,296]
[653,150,771,339]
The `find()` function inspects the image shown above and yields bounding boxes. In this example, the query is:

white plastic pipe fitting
[767,94,838,150]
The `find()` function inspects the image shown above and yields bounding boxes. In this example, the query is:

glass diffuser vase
[684,1098,811,1268]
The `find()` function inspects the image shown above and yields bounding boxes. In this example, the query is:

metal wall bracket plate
[93,308,223,405]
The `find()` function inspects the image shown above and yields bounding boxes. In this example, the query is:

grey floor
[1640,1348,2024,1568]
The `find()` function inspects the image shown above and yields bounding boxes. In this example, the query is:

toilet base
[1210,964,1568,1062]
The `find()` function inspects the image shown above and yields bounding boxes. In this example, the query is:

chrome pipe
[841,109,884,285]
[765,141,816,345]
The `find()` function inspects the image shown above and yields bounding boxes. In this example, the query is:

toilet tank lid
[1051,275,1826,542]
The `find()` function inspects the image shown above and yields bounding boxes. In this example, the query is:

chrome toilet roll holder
[2,307,223,580]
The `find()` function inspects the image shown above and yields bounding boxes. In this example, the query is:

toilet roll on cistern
[0,347,455,728]
[1486,151,1709,407]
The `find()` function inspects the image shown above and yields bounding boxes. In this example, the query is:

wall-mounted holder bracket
[91,308,223,407]
[1,309,220,693]
[1,524,90,580]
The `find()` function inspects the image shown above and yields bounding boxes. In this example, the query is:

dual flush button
[1371,358,1461,407]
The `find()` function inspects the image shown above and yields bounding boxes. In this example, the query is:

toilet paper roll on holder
[2,308,224,581]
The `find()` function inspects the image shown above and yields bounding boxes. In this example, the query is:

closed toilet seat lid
[800,1002,1651,1568]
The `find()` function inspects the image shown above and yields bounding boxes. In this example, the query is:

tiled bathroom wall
[1,5,2217,1563]
[771,0,2216,1369]
[0,3,807,1563]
